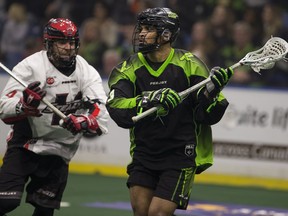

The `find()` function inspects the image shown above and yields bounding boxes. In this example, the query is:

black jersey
[106,48,228,172]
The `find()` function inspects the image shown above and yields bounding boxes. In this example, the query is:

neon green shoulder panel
[195,124,213,174]
[107,55,144,110]
[170,49,210,79]
[108,55,143,89]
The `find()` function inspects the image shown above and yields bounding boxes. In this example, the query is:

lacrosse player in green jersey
[106,7,233,216]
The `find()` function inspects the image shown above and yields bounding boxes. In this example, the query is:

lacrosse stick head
[239,37,288,73]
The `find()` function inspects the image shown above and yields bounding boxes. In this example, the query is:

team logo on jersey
[185,144,195,157]
[42,92,83,125]
[46,77,55,85]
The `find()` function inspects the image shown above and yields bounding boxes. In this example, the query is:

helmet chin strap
[145,31,170,52]
[161,29,171,42]
[139,32,166,54]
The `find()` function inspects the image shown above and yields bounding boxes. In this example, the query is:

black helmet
[43,18,80,69]
[132,7,180,53]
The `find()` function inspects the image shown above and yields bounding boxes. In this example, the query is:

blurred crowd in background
[0,0,287,89]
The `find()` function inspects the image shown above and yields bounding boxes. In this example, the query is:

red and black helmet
[44,18,79,41]
[43,18,80,69]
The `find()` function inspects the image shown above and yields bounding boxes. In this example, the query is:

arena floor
[9,173,288,216]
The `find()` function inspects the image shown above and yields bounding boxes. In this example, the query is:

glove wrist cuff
[136,94,153,115]
[16,100,25,115]
[199,88,218,108]
[85,115,102,135]
[205,81,221,100]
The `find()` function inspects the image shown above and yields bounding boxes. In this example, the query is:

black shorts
[0,147,68,209]
[127,160,196,209]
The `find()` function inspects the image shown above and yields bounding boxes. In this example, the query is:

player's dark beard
[48,48,76,76]
[133,32,160,54]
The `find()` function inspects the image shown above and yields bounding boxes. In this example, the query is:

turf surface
[9,173,288,216]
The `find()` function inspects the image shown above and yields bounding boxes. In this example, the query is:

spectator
[78,18,108,70]
[208,4,234,52]
[189,20,216,68]
[0,0,287,90]
[167,0,215,49]
[90,0,119,48]
[110,0,136,25]
[261,2,288,43]
[258,2,288,88]
[218,21,261,87]
[101,49,121,79]
[116,23,134,59]
[44,0,73,24]
[0,3,41,70]
[242,6,263,46]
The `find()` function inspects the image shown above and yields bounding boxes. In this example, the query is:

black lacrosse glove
[62,114,102,135]
[137,88,182,116]
[206,67,234,99]
[19,81,46,116]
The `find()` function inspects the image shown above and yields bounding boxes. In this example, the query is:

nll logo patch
[185,144,195,157]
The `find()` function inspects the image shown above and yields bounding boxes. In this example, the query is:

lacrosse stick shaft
[179,62,241,99]
[131,62,242,123]
[132,36,288,123]
[41,98,67,120]
[131,78,211,122]
[0,62,67,120]
[0,62,27,87]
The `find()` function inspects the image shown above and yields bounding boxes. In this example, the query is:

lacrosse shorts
[127,160,197,209]
[0,147,68,209]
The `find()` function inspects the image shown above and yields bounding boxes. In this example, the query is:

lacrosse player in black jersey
[106,7,233,216]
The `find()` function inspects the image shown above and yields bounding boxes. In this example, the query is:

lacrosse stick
[0,62,67,120]
[132,36,288,123]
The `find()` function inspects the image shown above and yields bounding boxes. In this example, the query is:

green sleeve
[106,59,141,128]
[195,124,213,174]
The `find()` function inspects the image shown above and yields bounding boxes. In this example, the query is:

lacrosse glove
[18,81,46,116]
[137,88,182,117]
[206,67,234,99]
[62,114,102,135]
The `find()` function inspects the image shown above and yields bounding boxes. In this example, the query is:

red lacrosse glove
[19,81,46,116]
[62,114,102,135]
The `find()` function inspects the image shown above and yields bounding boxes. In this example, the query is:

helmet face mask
[132,25,159,53]
[44,18,80,69]
[132,7,180,54]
